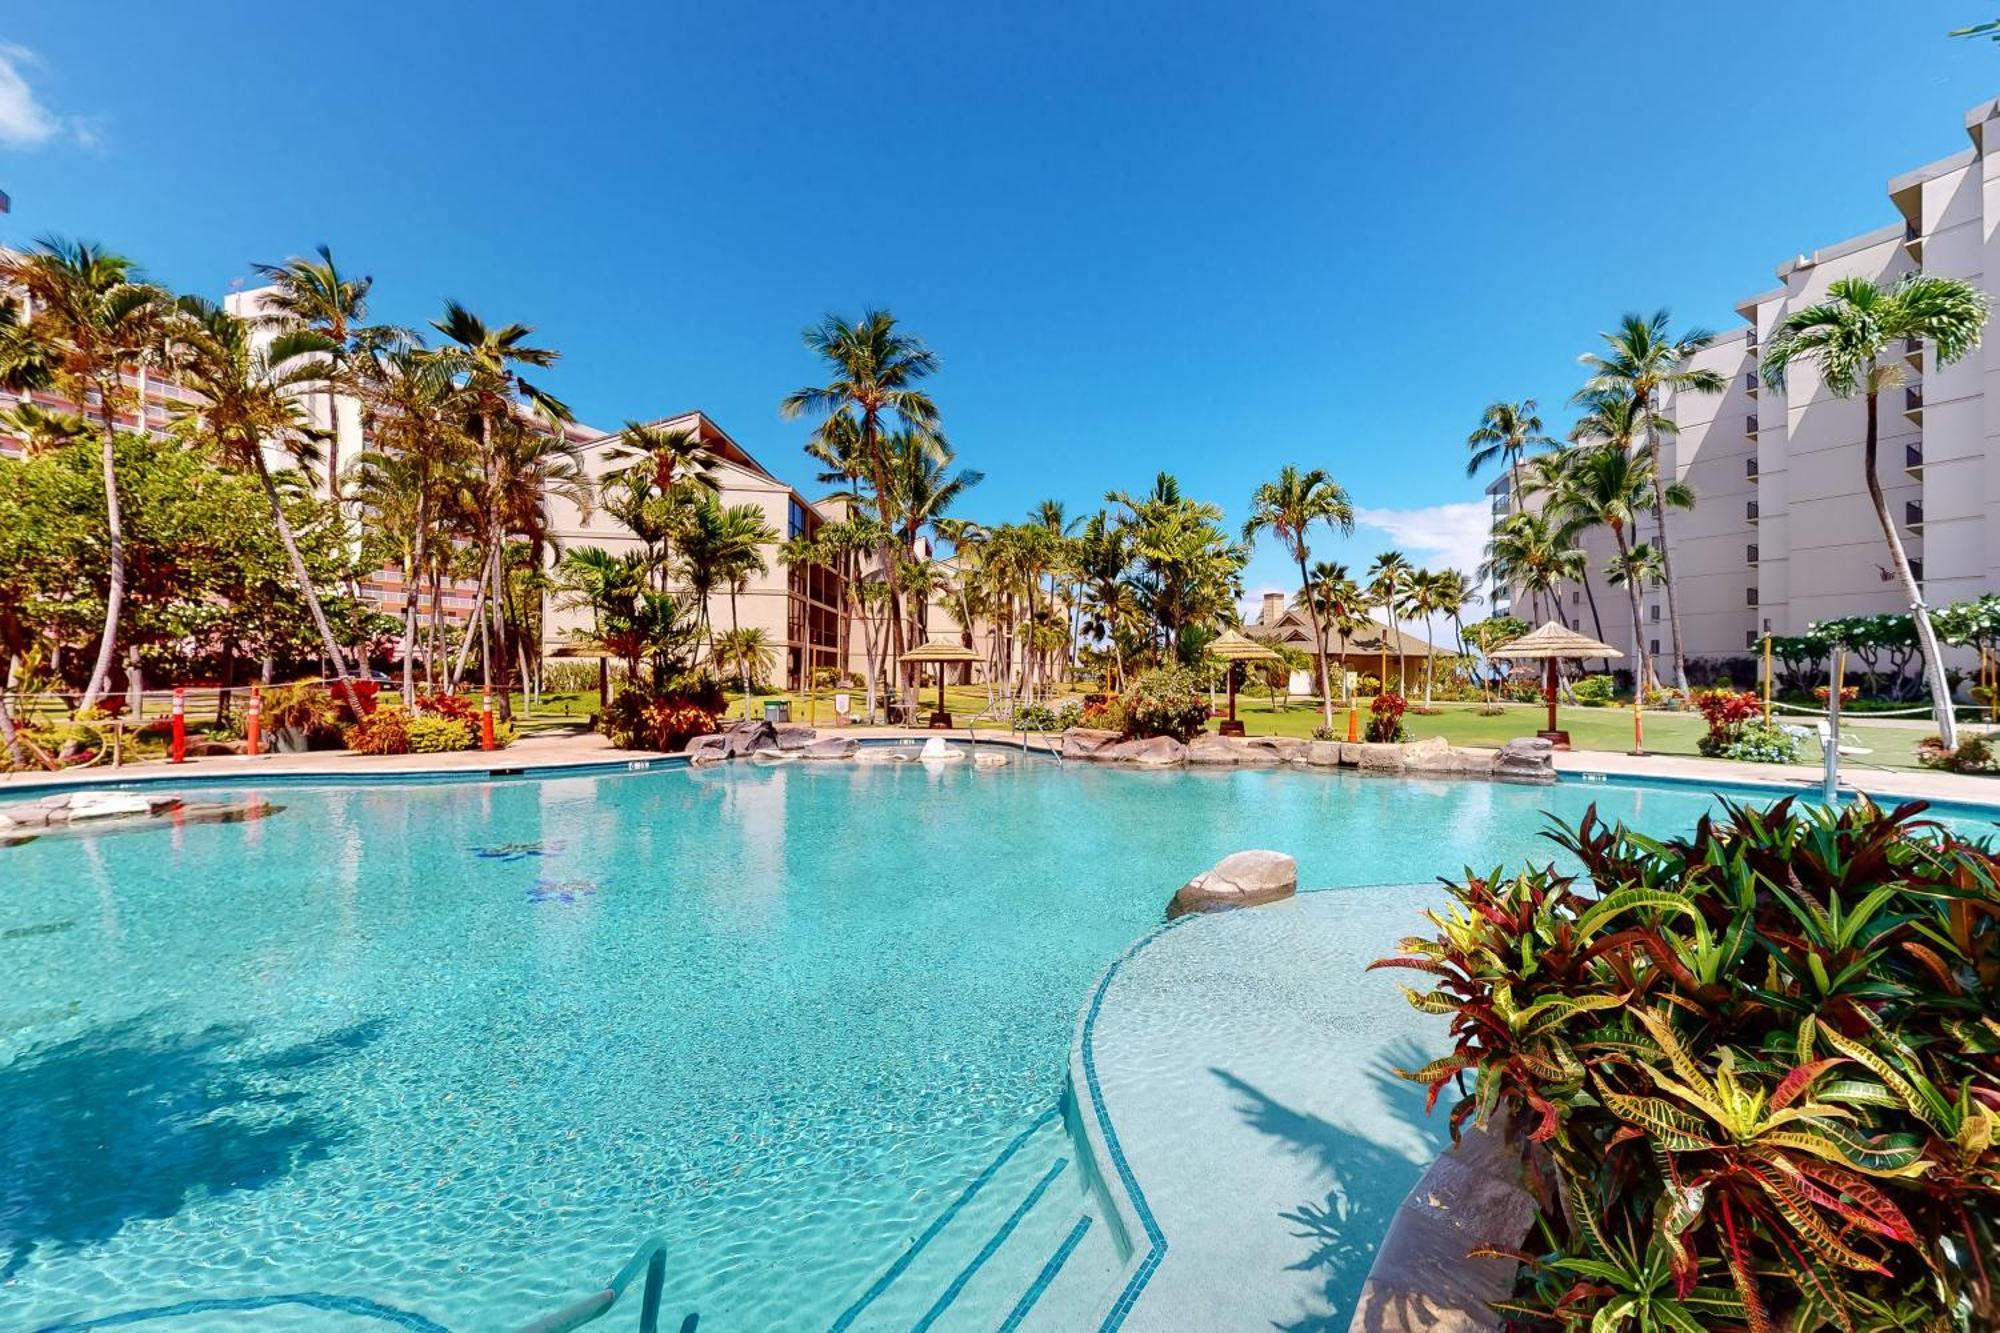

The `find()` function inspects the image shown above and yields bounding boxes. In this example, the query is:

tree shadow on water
[1211,1037,1447,1333]
[0,1012,386,1281]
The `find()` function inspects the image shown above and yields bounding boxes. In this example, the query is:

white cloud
[0,45,89,149]
[1352,501,1492,576]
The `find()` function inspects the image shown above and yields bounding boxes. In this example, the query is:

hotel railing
[515,1236,668,1333]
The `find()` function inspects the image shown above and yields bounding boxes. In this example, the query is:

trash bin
[764,700,792,724]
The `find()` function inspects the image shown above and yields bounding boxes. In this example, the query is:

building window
[1747,543,1758,564]
[1571,590,1580,606]
[1650,639,1661,655]
[788,498,806,539]
[1746,587,1758,606]
[1911,558,1924,584]
[1745,457,1758,479]
[1649,605,1661,622]
[1746,631,1758,650]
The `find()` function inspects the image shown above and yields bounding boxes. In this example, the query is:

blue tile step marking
[910,1158,1070,1332]
[998,1216,1093,1332]
[831,1107,1066,1331]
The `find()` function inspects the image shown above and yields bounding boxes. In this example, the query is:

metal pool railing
[514,1236,669,1333]
[962,709,1064,765]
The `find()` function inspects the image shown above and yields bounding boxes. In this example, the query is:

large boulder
[1453,747,1498,778]
[1338,742,1364,766]
[1061,727,1122,760]
[1494,737,1557,785]
[721,718,778,757]
[773,723,818,752]
[1106,735,1187,766]
[1357,742,1407,774]
[1306,740,1343,768]
[1403,735,1456,775]
[1186,733,1248,766]
[1244,736,1309,766]
[1167,849,1298,919]
[683,734,731,764]
[801,736,858,760]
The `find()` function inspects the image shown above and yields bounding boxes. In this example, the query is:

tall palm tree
[1556,441,1692,694]
[249,245,372,499]
[714,627,777,716]
[1429,567,1481,658]
[430,302,572,710]
[162,299,365,715]
[1242,465,1355,728]
[601,420,720,497]
[0,242,174,711]
[1762,273,1991,747]
[1366,551,1415,693]
[1606,543,1666,693]
[1577,310,1725,693]
[1465,400,1557,510]
[350,347,475,703]
[1297,559,1371,702]
[780,311,942,704]
[680,496,776,666]
[1482,512,1584,629]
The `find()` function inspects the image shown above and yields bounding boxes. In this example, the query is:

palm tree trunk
[78,394,128,712]
[253,452,363,718]
[1579,575,1610,673]
[1612,526,1651,697]
[401,523,425,709]
[1863,391,1957,747]
[1297,553,1332,729]
[1644,404,1690,693]
[729,587,750,719]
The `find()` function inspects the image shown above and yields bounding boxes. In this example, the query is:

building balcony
[1745,413,1759,438]
[1904,218,1924,262]
[1906,499,1924,533]
[1746,500,1759,523]
[1911,558,1924,585]
[1746,587,1758,607]
[1904,337,1924,372]
[1906,442,1923,476]
[1744,370,1759,396]
[1904,385,1923,422]
[1745,456,1758,479]
[1746,543,1759,565]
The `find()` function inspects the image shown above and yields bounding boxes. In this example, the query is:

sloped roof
[1247,608,1439,657]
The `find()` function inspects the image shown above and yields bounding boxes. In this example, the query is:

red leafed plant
[1691,688,1762,757]
[1366,691,1408,743]
[1372,798,2000,1331]
[416,692,478,721]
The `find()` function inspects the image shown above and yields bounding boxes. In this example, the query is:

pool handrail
[513,1235,668,1333]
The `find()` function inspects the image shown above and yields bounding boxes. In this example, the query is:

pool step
[832,1108,1122,1331]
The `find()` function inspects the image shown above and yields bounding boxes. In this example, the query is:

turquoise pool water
[2,758,1993,1331]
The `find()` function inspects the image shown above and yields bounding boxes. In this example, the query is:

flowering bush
[1373,798,2000,1330]
[1080,697,1126,732]
[1365,691,1407,743]
[1814,683,1861,705]
[599,679,725,752]
[1310,724,1339,741]
[416,692,478,721]
[1691,687,1762,757]
[1721,718,1800,765]
[1119,668,1210,742]
[1917,733,1999,774]
[343,706,411,755]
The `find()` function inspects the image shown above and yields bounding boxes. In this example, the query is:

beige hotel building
[1501,94,2000,675]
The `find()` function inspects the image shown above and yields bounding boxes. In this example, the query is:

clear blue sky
[3,3,1997,601]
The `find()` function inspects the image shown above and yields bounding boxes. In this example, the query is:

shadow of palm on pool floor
[0,1011,385,1283]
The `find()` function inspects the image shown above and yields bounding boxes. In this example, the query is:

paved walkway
[1082,888,1454,1332]
[1554,748,2000,809]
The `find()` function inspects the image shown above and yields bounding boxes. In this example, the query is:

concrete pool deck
[1072,888,1457,1332]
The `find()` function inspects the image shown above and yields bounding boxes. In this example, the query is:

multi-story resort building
[1503,94,2000,676]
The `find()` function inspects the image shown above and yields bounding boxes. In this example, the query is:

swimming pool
[3,758,1994,1330]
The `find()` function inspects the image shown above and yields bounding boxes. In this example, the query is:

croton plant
[1372,798,2000,1331]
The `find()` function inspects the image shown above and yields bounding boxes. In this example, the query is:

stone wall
[1058,729,1557,784]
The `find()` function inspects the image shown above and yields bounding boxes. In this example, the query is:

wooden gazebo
[1205,630,1283,737]
[899,640,983,729]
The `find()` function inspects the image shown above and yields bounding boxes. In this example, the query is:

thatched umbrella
[1488,621,1623,746]
[550,640,616,706]
[1206,629,1284,736]
[900,640,983,727]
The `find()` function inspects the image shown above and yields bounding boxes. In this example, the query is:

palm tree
[0,401,88,455]
[350,347,474,703]
[430,302,573,710]
[1243,465,1356,729]
[162,298,366,715]
[1482,512,1584,630]
[1366,551,1415,693]
[1762,273,1991,747]
[0,239,171,711]
[1297,560,1370,701]
[1556,442,1692,694]
[1577,310,1725,693]
[1605,542,1666,694]
[714,628,777,718]
[249,245,372,499]
[1465,400,1557,510]
[601,420,720,498]
[1429,568,1480,658]
[780,311,942,706]
[1073,511,1132,691]
[680,496,776,665]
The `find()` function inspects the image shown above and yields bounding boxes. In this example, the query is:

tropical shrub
[1373,798,2000,1331]
[1721,718,1801,765]
[1572,674,1617,708]
[1917,734,2000,775]
[1311,724,1338,741]
[264,683,341,737]
[1120,667,1210,742]
[343,706,410,755]
[1366,691,1407,743]
[599,678,726,752]
[1080,697,1126,732]
[1692,687,1762,757]
[416,692,478,721]
[1816,684,1861,706]
[1014,701,1082,732]
[1503,673,1545,704]
[406,714,476,753]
